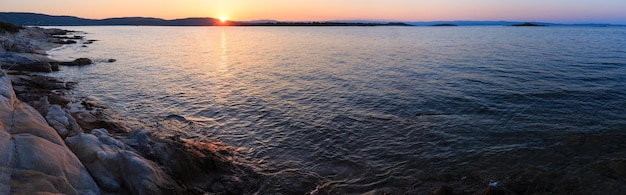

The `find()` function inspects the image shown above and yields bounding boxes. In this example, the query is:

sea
[46,26,626,194]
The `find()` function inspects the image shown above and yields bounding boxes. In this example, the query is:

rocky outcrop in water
[1,27,59,72]
[58,57,94,66]
[1,26,95,72]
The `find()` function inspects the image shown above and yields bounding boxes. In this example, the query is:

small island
[430,23,458,27]
[511,22,547,26]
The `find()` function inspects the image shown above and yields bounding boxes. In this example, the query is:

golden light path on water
[219,28,228,72]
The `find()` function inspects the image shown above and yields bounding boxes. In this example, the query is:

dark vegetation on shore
[0,21,22,33]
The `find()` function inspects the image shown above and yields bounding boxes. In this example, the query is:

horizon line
[2,12,625,26]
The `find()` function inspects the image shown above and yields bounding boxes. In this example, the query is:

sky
[1,0,626,24]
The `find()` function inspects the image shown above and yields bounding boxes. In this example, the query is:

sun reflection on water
[219,28,228,72]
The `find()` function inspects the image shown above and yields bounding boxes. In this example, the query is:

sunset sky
[2,0,626,24]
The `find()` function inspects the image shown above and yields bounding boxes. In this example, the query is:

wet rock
[116,128,261,194]
[44,28,69,36]
[107,59,117,63]
[59,58,94,66]
[53,35,83,40]
[81,100,98,110]
[73,58,94,65]
[54,39,77,44]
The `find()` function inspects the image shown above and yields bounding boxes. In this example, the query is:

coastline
[3,25,625,194]
[1,26,259,194]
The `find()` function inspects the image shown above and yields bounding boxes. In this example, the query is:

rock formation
[1,26,94,72]
[1,25,261,194]
[58,58,94,66]
[65,129,181,194]
[0,71,101,194]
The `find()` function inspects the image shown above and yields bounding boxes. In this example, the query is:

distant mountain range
[0,12,221,26]
[0,12,621,27]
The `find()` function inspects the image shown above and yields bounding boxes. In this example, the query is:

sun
[218,16,228,23]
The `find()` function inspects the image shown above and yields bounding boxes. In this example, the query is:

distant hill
[0,12,621,27]
[0,12,220,26]
[0,12,409,26]
[0,12,92,25]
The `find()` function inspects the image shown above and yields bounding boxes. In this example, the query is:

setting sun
[218,16,227,23]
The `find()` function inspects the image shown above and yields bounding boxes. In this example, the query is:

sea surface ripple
[48,26,626,193]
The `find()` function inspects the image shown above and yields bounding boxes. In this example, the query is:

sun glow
[218,16,228,23]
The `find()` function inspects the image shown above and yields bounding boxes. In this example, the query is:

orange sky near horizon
[1,0,626,24]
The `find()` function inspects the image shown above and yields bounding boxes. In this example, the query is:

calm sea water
[48,26,626,193]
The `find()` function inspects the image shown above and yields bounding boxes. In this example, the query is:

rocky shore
[1,26,259,194]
